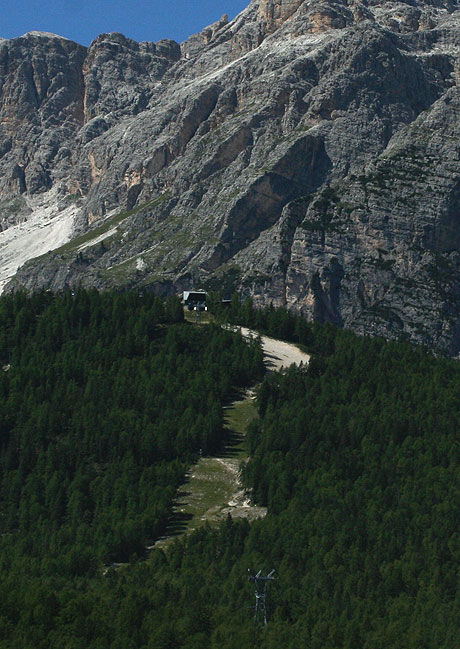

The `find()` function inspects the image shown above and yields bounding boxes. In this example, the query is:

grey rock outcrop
[0,32,86,206]
[4,0,460,353]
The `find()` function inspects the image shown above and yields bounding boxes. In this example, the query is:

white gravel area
[0,189,78,293]
[239,327,310,370]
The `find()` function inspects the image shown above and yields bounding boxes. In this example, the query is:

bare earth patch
[239,327,310,370]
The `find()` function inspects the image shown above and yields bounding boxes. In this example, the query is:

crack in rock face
[3,0,460,353]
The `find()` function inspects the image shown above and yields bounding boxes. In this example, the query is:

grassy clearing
[183,308,213,325]
[225,393,257,443]
[153,392,262,550]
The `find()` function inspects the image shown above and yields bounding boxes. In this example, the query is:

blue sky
[1,0,249,46]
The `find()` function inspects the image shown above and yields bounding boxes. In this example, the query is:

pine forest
[0,290,458,648]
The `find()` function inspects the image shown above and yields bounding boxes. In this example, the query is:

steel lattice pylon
[248,569,275,625]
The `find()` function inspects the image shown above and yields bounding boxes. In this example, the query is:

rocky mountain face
[3,0,460,353]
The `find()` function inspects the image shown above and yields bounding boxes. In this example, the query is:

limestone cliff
[3,0,460,353]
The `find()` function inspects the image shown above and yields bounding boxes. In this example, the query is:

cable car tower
[248,569,275,625]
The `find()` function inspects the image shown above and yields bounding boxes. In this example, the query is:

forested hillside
[0,290,264,647]
[0,293,458,648]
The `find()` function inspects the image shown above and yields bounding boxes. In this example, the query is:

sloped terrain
[3,0,460,352]
[2,299,459,648]
[153,327,310,548]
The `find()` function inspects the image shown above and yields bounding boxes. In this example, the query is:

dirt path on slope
[152,332,309,550]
